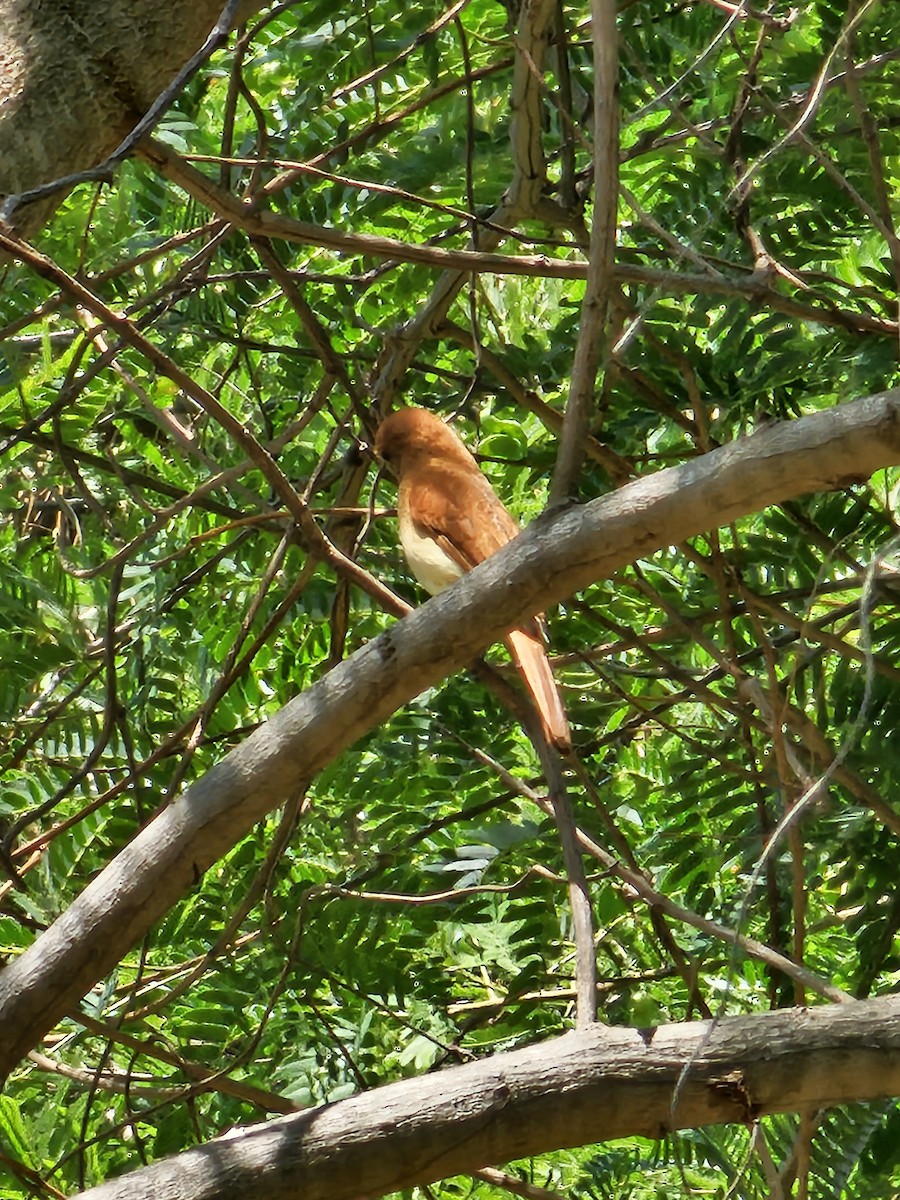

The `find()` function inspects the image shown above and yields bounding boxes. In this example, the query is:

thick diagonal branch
[0,390,898,1077]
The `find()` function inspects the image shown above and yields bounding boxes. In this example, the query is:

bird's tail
[506,627,571,754]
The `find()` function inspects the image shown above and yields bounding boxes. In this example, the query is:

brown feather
[506,628,571,752]
[376,407,571,752]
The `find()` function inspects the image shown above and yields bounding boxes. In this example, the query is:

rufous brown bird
[375,406,571,753]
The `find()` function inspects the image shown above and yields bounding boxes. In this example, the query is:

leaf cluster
[2,1,900,1195]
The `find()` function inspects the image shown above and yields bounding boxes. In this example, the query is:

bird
[375,406,571,753]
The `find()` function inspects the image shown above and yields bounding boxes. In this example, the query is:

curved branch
[76,994,900,1200]
[0,390,899,1077]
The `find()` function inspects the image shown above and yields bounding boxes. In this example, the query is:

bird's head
[375,407,473,474]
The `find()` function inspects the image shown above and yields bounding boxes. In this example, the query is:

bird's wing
[406,459,520,569]
[405,459,548,642]
[407,460,569,748]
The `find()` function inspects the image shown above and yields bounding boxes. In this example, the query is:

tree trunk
[0,0,258,236]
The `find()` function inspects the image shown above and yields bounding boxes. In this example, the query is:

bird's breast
[398,513,465,596]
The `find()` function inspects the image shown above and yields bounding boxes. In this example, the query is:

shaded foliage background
[2,0,900,1195]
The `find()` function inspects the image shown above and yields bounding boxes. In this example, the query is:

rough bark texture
[75,995,900,1200]
[0,0,257,236]
[0,390,899,1081]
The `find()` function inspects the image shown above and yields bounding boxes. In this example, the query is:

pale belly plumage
[399,517,465,596]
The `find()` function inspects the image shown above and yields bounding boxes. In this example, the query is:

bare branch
[75,994,900,1200]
